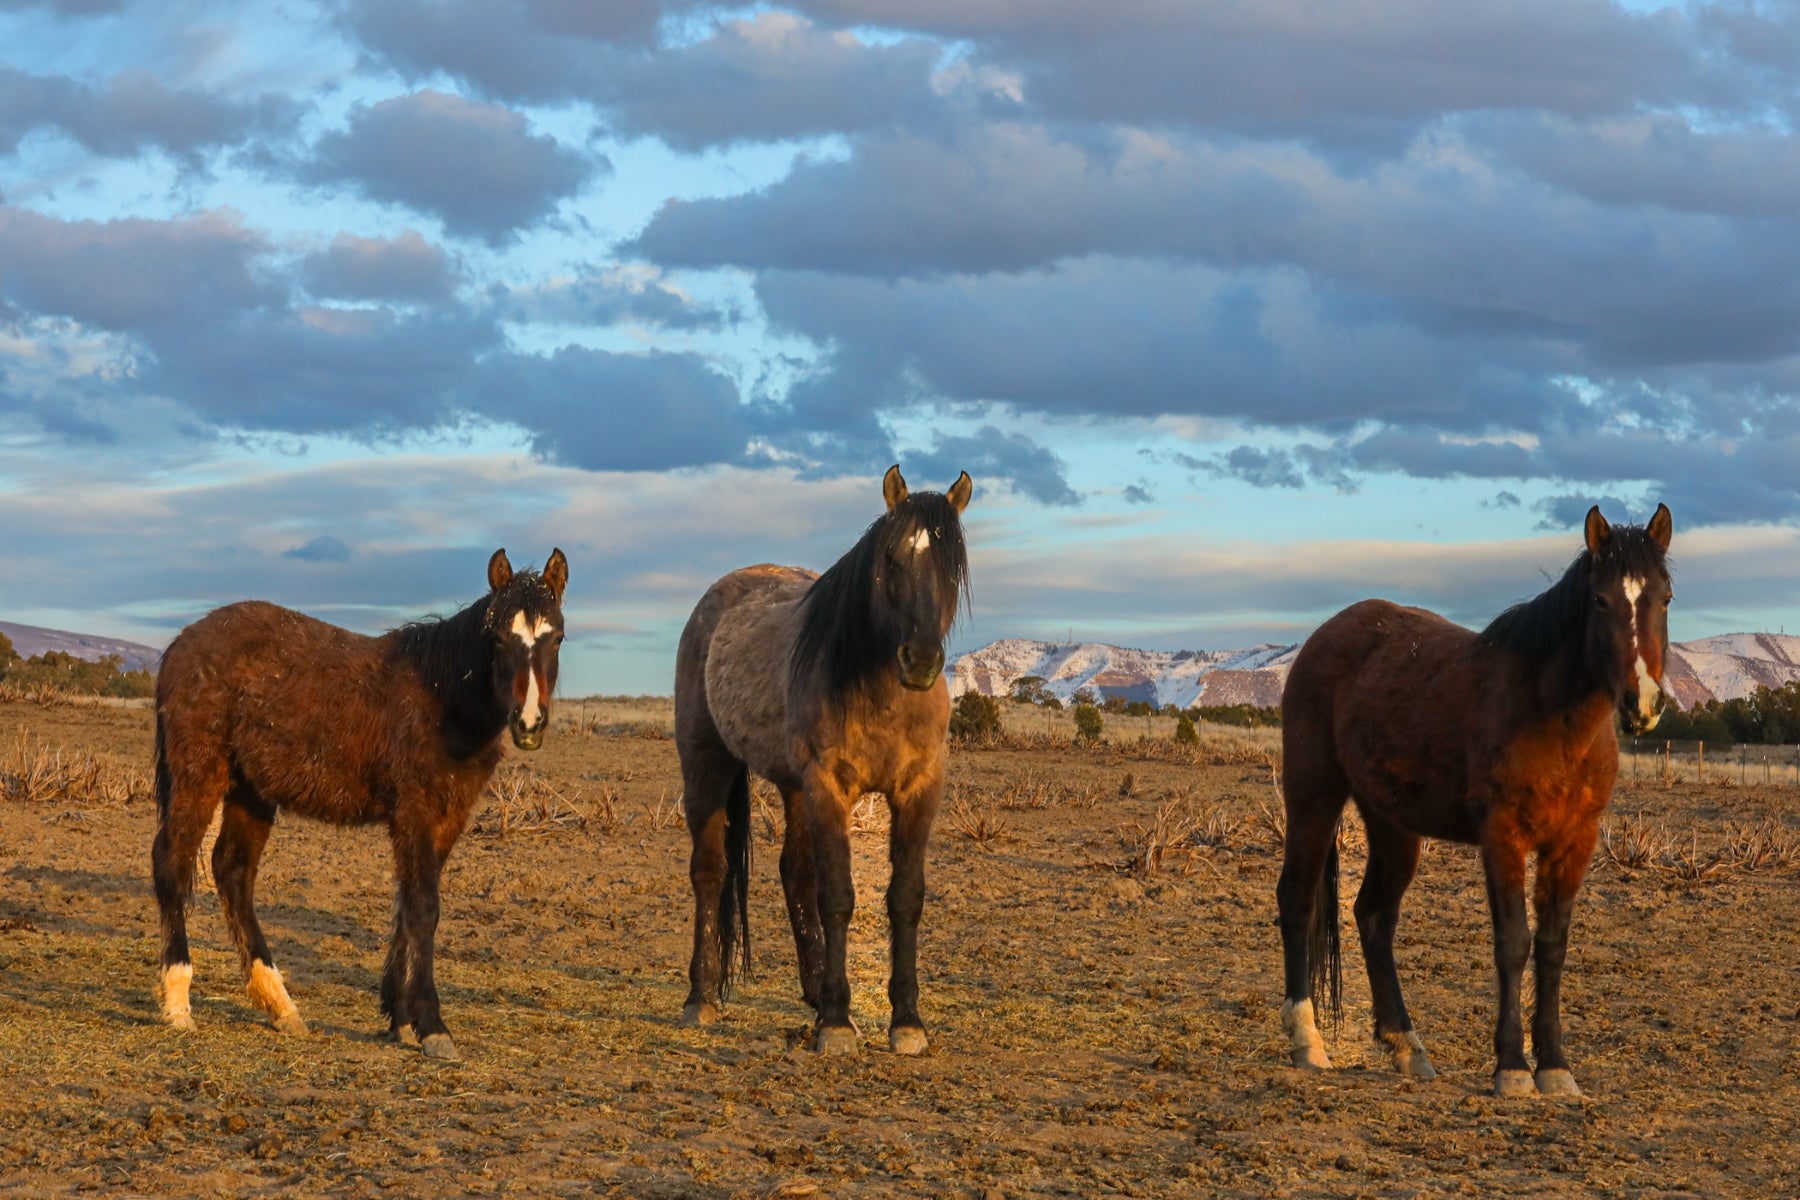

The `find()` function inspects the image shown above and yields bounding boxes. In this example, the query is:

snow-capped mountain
[949,638,1300,709]
[0,621,163,673]
[950,632,1800,712]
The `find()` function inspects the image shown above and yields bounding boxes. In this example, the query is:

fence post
[1698,740,1704,785]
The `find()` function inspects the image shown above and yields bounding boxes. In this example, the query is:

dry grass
[0,682,74,706]
[558,695,675,740]
[943,793,1010,848]
[0,727,148,806]
[1599,811,1800,881]
[471,761,591,837]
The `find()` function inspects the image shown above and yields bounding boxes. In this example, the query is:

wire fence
[1622,738,1800,787]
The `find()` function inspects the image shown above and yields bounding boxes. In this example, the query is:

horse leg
[213,788,307,1036]
[778,784,824,1013]
[1481,826,1535,1097]
[381,885,415,1044]
[1354,812,1432,1079]
[150,726,225,1031]
[885,779,941,1056]
[1531,824,1599,1098]
[807,772,860,1054]
[680,748,741,1027]
[390,821,458,1060]
[1275,759,1348,1070]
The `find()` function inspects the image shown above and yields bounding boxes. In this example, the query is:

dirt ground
[2,697,1798,1198]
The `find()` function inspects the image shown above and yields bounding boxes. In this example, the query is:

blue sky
[4,0,1800,694]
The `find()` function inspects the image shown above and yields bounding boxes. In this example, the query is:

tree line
[1645,680,1800,751]
[0,630,155,698]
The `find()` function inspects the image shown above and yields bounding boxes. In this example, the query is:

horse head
[1583,504,1674,736]
[876,465,972,691]
[484,547,569,750]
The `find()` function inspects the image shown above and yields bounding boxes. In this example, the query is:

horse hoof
[1384,1031,1436,1080]
[1535,1068,1581,1098]
[1494,1069,1536,1097]
[889,1026,929,1056]
[679,1002,723,1028]
[1290,1045,1332,1071]
[394,1024,420,1047]
[165,1012,196,1032]
[273,1012,310,1037]
[420,1033,461,1061]
[812,1025,860,1055]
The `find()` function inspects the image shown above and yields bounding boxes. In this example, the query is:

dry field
[2,696,1798,1198]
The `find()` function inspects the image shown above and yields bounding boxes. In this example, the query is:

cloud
[283,534,353,563]
[299,230,460,302]
[0,67,298,162]
[906,424,1078,507]
[498,263,725,330]
[299,90,601,243]
[469,347,751,471]
[598,12,943,151]
[782,0,1746,144]
[335,0,665,102]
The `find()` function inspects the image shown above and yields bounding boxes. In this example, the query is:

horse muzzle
[509,714,547,751]
[897,643,945,691]
[1619,688,1665,737]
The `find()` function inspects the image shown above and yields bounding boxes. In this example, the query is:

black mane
[1477,524,1669,662]
[791,493,970,699]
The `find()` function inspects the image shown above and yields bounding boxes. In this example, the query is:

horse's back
[676,566,816,781]
[1284,599,1487,836]
[158,600,391,816]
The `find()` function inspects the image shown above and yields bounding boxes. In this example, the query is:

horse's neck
[393,607,508,757]
[1531,647,1615,738]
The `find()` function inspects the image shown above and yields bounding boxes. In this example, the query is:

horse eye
[1594,595,1608,610]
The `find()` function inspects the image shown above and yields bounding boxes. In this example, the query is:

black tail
[1309,838,1342,1027]
[717,765,752,996]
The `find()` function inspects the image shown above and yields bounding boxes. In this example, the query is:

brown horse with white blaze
[152,548,568,1060]
[675,465,971,1054]
[1277,505,1672,1097]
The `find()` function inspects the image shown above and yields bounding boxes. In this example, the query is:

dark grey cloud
[908,425,1077,506]
[0,67,297,162]
[1210,446,1305,491]
[299,230,460,302]
[1481,112,1800,219]
[335,0,666,102]
[598,12,943,151]
[785,1,1748,144]
[0,1,126,13]
[469,347,750,471]
[300,90,600,244]
[283,535,353,563]
[753,258,1563,430]
[498,264,726,330]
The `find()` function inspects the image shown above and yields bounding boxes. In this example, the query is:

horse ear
[1583,507,1612,557]
[1646,503,1673,551]
[487,548,513,593]
[946,471,972,514]
[543,547,569,605]
[883,464,908,511]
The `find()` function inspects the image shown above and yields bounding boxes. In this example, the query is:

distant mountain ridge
[949,632,1800,712]
[0,621,163,673]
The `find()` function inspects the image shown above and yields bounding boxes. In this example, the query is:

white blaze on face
[509,611,556,728]
[909,528,932,556]
[1621,576,1661,719]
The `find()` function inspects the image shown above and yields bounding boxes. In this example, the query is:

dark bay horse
[152,548,568,1060]
[676,465,972,1054]
[1278,505,1673,1097]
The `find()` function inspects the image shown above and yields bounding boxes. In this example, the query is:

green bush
[1073,702,1104,744]
[0,650,154,698]
[1174,712,1199,744]
[949,691,1004,742]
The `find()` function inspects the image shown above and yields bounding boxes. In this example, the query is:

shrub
[1073,702,1104,744]
[1174,712,1199,744]
[949,691,1004,742]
